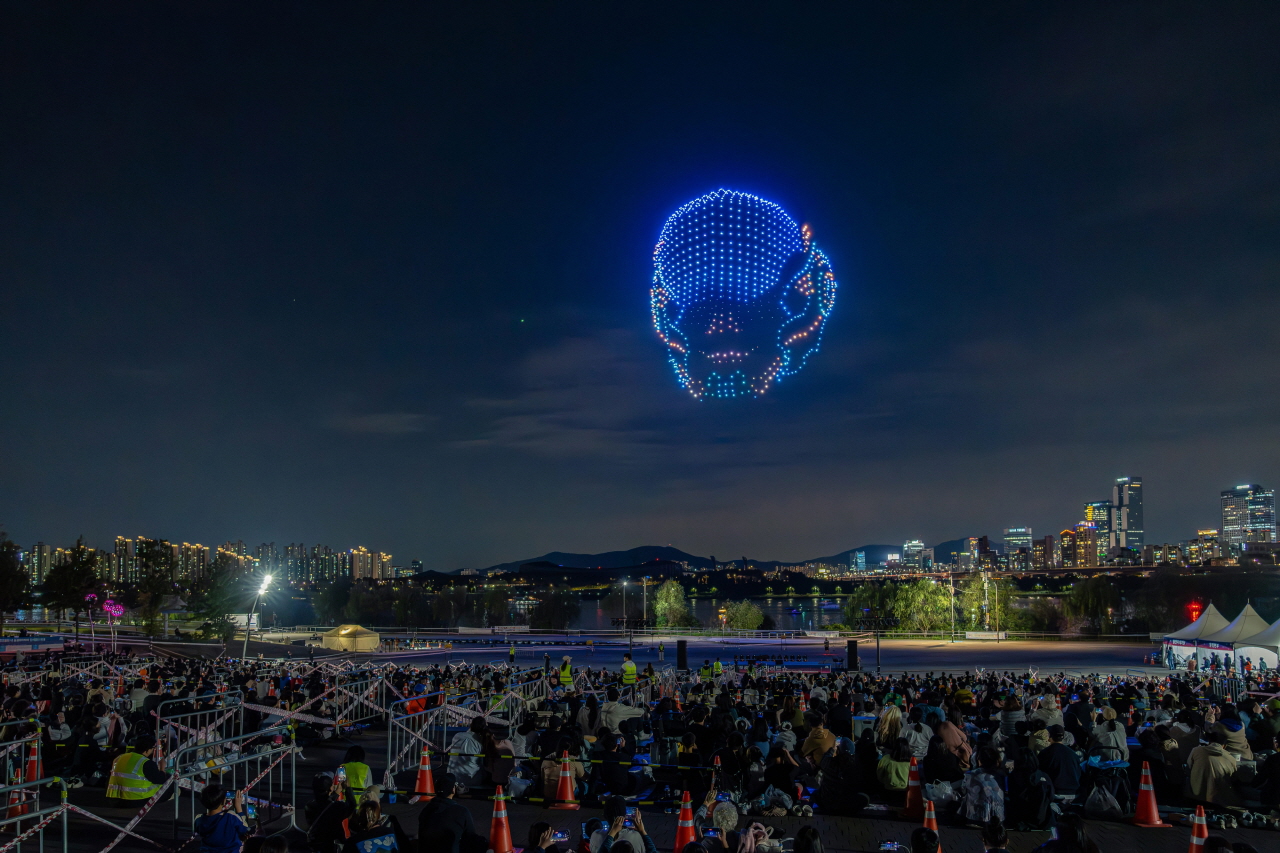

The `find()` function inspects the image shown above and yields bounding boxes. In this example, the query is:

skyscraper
[1084,501,1112,563]
[902,540,925,571]
[1004,527,1033,554]
[27,542,51,585]
[1074,521,1099,567]
[1112,476,1144,552]
[1221,485,1277,547]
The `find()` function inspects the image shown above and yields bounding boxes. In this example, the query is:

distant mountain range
[469,542,966,575]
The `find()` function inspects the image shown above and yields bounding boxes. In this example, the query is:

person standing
[509,642,516,665]
[559,655,575,691]
[621,653,637,686]
[544,652,551,674]
[658,642,664,662]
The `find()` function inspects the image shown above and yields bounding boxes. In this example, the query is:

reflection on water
[571,597,847,631]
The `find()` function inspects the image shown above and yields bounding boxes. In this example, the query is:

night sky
[3,4,1279,569]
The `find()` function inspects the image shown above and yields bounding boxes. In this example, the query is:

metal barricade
[0,776,68,853]
[170,723,297,840]
[330,676,387,726]
[155,692,244,756]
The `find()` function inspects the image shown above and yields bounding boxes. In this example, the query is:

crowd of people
[3,648,1280,853]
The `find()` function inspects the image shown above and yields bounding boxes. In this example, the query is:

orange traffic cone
[409,747,436,804]
[902,755,924,819]
[5,775,25,820]
[549,751,580,809]
[487,786,513,853]
[1188,805,1208,852]
[1132,761,1170,827]
[923,800,941,853]
[24,741,39,783]
[673,790,698,850]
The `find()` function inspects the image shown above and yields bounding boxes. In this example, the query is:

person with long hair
[876,704,903,750]
[342,794,410,853]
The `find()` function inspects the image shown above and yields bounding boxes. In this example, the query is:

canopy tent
[321,624,380,652]
[1200,603,1272,645]
[1163,604,1230,640]
[1234,616,1280,669]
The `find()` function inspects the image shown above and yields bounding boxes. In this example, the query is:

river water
[571,596,847,631]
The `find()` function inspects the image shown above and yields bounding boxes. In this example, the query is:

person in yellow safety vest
[339,745,373,795]
[106,735,170,806]
[621,652,637,684]
[699,660,712,678]
[713,658,723,677]
[658,642,665,661]
[509,643,516,664]
[559,655,575,688]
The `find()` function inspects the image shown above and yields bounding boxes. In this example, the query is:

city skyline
[10,473,1273,576]
[3,7,1279,569]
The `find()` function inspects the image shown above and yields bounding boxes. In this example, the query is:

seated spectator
[1085,707,1128,762]
[416,772,479,853]
[1188,730,1242,808]
[1036,725,1081,797]
[540,737,585,802]
[447,717,488,790]
[910,828,940,853]
[526,821,564,853]
[800,712,836,766]
[901,707,933,759]
[922,734,964,784]
[588,796,644,853]
[981,817,1010,853]
[593,728,640,796]
[194,784,249,853]
[875,737,912,798]
[601,688,647,734]
[1208,705,1253,760]
[962,746,1005,825]
[937,709,973,770]
[341,796,410,853]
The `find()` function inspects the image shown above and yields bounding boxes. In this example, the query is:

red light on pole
[1186,600,1204,622]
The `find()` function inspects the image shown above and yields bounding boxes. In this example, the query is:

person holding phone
[596,811,657,853]
[194,784,249,853]
[526,821,570,853]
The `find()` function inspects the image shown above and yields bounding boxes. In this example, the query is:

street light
[242,574,272,659]
[622,581,631,653]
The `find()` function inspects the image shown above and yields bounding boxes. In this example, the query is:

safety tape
[0,807,64,853]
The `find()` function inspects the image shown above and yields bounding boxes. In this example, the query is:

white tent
[321,624,380,652]
[1200,603,1271,646]
[1162,603,1230,668]
[1163,603,1230,640]
[1234,616,1280,669]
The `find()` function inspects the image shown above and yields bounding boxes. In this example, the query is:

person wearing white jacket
[599,687,646,735]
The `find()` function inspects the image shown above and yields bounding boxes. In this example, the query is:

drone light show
[650,189,838,399]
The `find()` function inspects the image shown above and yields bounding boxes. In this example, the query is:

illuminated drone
[651,189,837,399]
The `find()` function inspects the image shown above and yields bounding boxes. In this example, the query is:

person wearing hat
[105,734,171,806]
[416,772,478,853]
[559,655,575,689]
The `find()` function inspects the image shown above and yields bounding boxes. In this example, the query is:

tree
[1065,576,1121,632]
[41,537,103,624]
[314,576,354,624]
[529,588,580,630]
[0,530,30,636]
[189,568,242,642]
[958,573,1018,631]
[481,584,511,627]
[724,600,764,630]
[892,578,953,632]
[842,580,898,625]
[653,580,700,628]
[431,586,470,627]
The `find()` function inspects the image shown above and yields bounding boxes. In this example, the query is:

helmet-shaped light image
[651,189,837,399]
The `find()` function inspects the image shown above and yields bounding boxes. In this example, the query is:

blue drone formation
[651,189,838,399]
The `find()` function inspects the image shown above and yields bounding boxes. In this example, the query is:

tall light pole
[242,574,272,659]
[622,581,631,653]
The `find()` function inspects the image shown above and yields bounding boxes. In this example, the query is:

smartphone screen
[625,807,636,816]
[247,802,257,820]
[553,830,570,842]
[705,828,720,837]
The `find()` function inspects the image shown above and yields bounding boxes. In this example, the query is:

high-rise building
[1186,529,1221,565]
[310,545,342,583]
[1084,501,1112,563]
[1031,535,1055,570]
[851,551,867,573]
[1221,485,1276,548]
[1074,521,1099,567]
[1004,528,1033,555]
[350,546,373,579]
[176,543,209,582]
[1112,476,1144,551]
[902,540,925,571]
[114,537,136,584]
[1058,529,1077,568]
[27,543,52,585]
